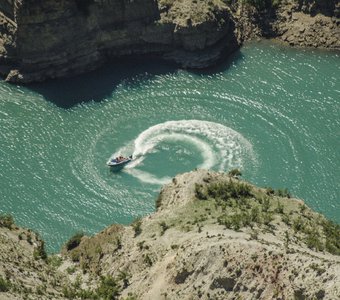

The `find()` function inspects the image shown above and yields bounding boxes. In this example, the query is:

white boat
[107,155,132,170]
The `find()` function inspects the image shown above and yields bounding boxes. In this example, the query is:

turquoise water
[1,41,339,252]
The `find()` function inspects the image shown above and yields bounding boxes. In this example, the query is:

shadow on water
[191,49,244,76]
[26,57,177,109]
[25,50,244,109]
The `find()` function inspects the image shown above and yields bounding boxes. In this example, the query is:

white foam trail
[125,168,171,185]
[110,120,255,185]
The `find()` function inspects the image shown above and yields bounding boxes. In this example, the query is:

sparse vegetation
[33,239,47,260]
[305,231,324,251]
[275,188,291,198]
[275,200,284,214]
[1,170,340,300]
[143,253,153,267]
[117,270,131,289]
[159,221,169,235]
[0,276,11,292]
[194,174,340,256]
[132,218,142,237]
[0,213,14,229]
[47,255,63,268]
[66,266,76,275]
[123,294,138,300]
[198,179,252,202]
[228,168,242,178]
[322,219,340,255]
[97,275,120,299]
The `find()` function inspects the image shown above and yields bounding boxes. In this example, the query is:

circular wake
[110,120,255,185]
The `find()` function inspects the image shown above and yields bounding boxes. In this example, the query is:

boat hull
[107,158,132,171]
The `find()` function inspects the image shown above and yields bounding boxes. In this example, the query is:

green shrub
[230,214,243,231]
[275,188,291,198]
[322,219,340,255]
[0,276,10,292]
[62,285,76,299]
[159,221,169,236]
[66,266,76,274]
[228,168,242,178]
[293,217,305,232]
[241,211,252,227]
[262,197,271,212]
[123,294,138,300]
[195,183,207,200]
[281,214,290,225]
[207,180,252,202]
[250,206,260,223]
[117,270,131,289]
[284,231,290,249]
[266,187,275,195]
[115,236,122,250]
[33,240,47,260]
[65,232,84,251]
[306,232,324,252]
[263,212,273,225]
[132,218,142,237]
[0,214,14,229]
[275,200,284,214]
[48,255,63,268]
[96,275,120,300]
[143,253,153,267]
[70,249,80,262]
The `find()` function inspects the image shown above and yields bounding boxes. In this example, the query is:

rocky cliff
[0,0,237,83]
[1,170,340,300]
[0,0,338,83]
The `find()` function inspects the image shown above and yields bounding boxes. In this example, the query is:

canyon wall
[0,0,237,82]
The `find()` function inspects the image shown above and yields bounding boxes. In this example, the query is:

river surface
[1,41,339,252]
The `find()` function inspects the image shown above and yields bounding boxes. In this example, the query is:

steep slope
[1,170,340,299]
[61,170,340,300]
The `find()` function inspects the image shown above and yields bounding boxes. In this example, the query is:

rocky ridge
[1,169,340,300]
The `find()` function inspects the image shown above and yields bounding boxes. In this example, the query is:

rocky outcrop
[1,170,339,299]
[0,0,238,83]
[232,0,340,50]
[272,1,340,49]
[0,0,338,83]
[0,218,66,299]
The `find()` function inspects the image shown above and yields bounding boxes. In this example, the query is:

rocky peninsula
[1,170,339,299]
[0,0,339,83]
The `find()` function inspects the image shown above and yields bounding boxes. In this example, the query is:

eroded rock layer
[0,0,339,83]
[0,0,237,82]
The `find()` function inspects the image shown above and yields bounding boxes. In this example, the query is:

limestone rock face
[0,0,238,82]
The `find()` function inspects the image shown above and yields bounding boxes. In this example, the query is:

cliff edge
[0,0,237,83]
[0,0,339,83]
[1,170,339,299]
